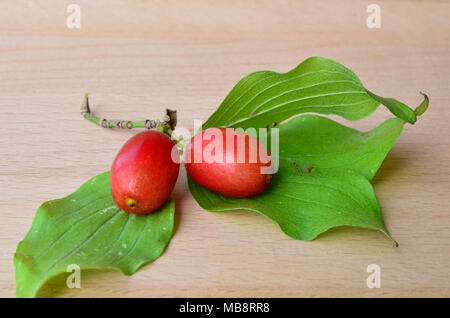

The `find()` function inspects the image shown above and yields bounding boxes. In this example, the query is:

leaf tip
[381,229,399,247]
[414,92,429,117]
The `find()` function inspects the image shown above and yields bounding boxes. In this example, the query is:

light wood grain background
[0,0,449,297]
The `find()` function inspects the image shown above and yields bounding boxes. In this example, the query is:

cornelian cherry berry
[110,130,180,214]
[184,128,273,197]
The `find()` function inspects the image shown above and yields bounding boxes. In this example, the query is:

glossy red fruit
[184,128,273,197]
[110,130,180,214]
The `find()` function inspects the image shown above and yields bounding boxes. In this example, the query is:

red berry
[184,128,273,197]
[110,131,180,214]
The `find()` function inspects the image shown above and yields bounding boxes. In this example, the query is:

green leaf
[189,115,407,243]
[204,56,419,129]
[189,169,397,245]
[274,115,405,180]
[188,57,430,243]
[14,172,175,298]
[189,114,409,243]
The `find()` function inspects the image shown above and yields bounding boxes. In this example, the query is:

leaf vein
[273,192,379,230]
[211,69,359,127]
[92,212,131,265]
[112,215,150,266]
[46,208,120,272]
[229,79,361,123]
[34,200,114,262]
[227,91,369,127]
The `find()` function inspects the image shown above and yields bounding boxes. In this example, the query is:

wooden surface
[1,0,449,298]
